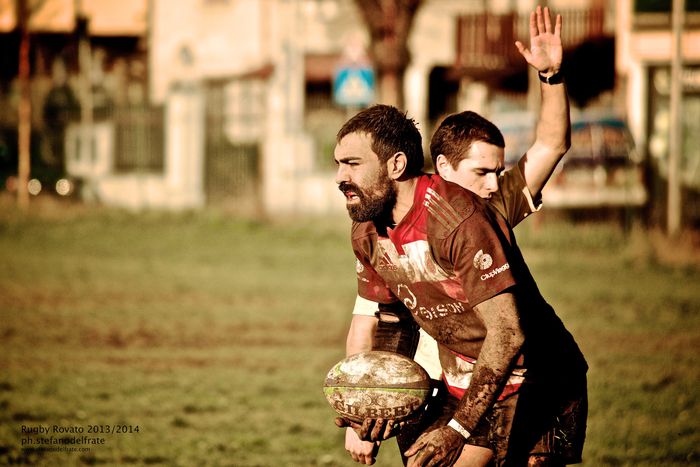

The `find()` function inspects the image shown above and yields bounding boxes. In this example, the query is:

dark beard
[340,178,397,223]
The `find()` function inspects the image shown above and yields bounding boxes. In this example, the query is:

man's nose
[335,165,349,185]
[485,173,499,192]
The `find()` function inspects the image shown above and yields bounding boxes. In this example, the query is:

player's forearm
[450,331,523,433]
[520,79,571,198]
[346,314,378,356]
[534,78,571,157]
[449,293,524,435]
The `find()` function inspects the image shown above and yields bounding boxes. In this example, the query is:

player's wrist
[538,66,559,77]
[447,418,471,440]
[538,69,564,85]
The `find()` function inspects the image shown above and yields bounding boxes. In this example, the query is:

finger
[406,450,424,467]
[334,417,345,427]
[382,419,395,439]
[335,417,360,428]
[346,444,359,463]
[340,418,363,431]
[358,418,374,439]
[529,11,537,38]
[413,447,435,467]
[543,7,552,33]
[514,40,526,54]
[359,441,380,465]
[404,443,419,458]
[360,452,376,465]
[426,452,448,467]
[404,436,427,457]
[369,418,385,441]
[514,41,532,62]
[536,5,545,35]
[555,13,562,37]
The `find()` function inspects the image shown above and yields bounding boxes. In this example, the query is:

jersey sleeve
[352,245,397,305]
[443,206,517,307]
[351,294,379,316]
[489,164,542,228]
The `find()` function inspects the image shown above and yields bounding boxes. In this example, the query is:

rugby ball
[323,351,431,423]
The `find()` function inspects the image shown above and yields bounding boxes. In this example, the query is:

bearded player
[337,7,585,466]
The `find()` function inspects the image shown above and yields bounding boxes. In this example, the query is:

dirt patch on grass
[578,328,699,356]
[648,228,700,267]
[2,318,341,351]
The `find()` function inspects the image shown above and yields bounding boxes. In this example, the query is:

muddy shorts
[396,377,587,466]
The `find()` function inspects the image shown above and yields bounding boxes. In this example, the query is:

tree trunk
[354,0,422,109]
[379,70,403,109]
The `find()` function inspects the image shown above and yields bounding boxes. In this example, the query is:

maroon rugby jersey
[352,173,587,382]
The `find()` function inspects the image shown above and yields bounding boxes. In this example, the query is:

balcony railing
[456,9,607,75]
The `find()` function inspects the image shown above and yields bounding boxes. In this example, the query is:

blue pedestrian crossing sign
[333,66,375,107]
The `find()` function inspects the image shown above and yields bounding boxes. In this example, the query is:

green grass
[0,199,698,466]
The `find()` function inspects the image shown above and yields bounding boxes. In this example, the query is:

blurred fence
[112,105,164,173]
[203,79,263,211]
[456,8,607,75]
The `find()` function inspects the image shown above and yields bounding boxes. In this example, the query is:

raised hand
[515,6,563,76]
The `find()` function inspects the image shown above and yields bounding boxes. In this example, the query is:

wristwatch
[538,70,564,85]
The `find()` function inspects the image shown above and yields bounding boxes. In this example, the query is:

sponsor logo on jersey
[473,249,493,271]
[396,283,417,310]
[376,250,399,272]
[396,283,464,321]
[480,262,510,281]
[414,301,466,320]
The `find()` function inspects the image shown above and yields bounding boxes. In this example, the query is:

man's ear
[435,154,450,177]
[386,152,408,180]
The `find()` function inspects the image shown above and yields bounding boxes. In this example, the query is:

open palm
[515,6,563,74]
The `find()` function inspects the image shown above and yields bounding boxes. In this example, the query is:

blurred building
[0,0,151,204]
[4,0,694,218]
[616,0,700,223]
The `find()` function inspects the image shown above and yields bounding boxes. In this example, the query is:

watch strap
[538,70,564,85]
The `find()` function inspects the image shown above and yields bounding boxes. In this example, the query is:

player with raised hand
[436,5,568,216]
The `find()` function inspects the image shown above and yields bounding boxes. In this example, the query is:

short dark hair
[337,104,424,177]
[430,111,505,170]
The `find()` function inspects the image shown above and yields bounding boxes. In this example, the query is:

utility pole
[76,0,93,171]
[16,0,31,210]
[667,0,684,236]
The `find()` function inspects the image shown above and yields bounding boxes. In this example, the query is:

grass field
[0,197,698,466]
